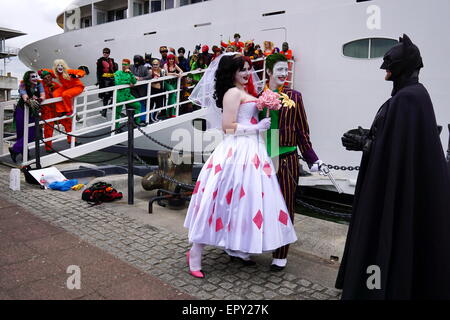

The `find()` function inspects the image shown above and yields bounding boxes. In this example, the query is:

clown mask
[30,73,39,85]
[269,61,289,88]
[56,64,65,73]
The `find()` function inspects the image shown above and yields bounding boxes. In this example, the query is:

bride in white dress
[184,53,297,278]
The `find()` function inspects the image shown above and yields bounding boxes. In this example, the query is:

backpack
[81,182,123,205]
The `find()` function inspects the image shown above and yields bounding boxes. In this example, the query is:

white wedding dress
[184,101,298,254]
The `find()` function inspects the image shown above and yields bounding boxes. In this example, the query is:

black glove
[70,74,78,78]
[342,126,370,151]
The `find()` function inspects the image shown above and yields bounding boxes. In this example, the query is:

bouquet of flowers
[256,89,295,116]
[256,89,281,113]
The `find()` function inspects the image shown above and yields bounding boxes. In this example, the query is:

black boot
[8,147,19,163]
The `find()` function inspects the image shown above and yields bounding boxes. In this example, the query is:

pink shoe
[186,251,205,278]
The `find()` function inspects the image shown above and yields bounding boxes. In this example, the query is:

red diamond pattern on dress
[263,161,272,177]
[253,154,260,169]
[215,164,222,175]
[192,181,201,195]
[202,188,205,193]
[213,189,218,200]
[262,192,265,198]
[227,148,233,158]
[215,218,224,232]
[208,214,213,226]
[253,210,263,230]
[250,117,258,124]
[239,186,245,200]
[226,188,233,205]
[207,157,213,169]
[227,222,231,232]
[279,210,289,226]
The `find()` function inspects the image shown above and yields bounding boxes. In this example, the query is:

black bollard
[447,124,450,164]
[34,111,41,169]
[127,107,134,205]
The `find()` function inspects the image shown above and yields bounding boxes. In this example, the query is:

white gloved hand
[236,118,271,134]
[309,160,323,173]
[256,118,271,131]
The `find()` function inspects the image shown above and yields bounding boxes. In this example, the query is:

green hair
[265,53,288,72]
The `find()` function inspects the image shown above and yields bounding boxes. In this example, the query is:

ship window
[165,0,174,9]
[97,11,107,25]
[343,38,397,59]
[180,0,206,6]
[370,38,398,58]
[108,8,126,22]
[134,2,144,16]
[151,0,161,12]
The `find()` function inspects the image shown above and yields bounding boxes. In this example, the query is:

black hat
[380,34,423,79]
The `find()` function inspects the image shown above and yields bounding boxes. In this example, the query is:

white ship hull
[18,0,450,192]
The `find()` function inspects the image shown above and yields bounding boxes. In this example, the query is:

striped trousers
[273,151,299,259]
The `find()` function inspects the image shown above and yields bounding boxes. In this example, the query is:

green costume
[259,87,297,158]
[164,78,177,117]
[114,70,141,128]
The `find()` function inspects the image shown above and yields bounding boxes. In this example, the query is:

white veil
[189,52,264,131]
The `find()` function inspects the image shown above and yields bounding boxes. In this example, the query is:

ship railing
[0,57,294,165]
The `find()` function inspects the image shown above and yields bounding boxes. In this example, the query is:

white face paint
[269,61,289,87]
[235,61,250,86]
[30,73,39,84]
[57,64,64,73]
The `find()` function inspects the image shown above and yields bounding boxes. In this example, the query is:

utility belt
[102,73,115,78]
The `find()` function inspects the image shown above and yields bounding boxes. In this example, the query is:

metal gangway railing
[0,57,295,168]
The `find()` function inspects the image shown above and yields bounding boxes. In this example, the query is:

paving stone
[298,279,312,287]
[311,292,329,300]
[219,282,234,290]
[281,281,297,290]
[267,276,283,284]
[250,285,264,294]
[283,273,297,282]
[279,288,294,296]
[262,291,278,299]
[264,282,280,290]
[311,284,326,292]
[213,288,229,299]
[325,288,342,297]
[245,292,263,300]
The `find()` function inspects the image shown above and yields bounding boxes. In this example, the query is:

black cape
[336,78,450,299]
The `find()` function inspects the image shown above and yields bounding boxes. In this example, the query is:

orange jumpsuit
[41,80,60,151]
[42,68,85,143]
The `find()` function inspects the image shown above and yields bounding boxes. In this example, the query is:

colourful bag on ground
[81,181,123,205]
[48,179,79,191]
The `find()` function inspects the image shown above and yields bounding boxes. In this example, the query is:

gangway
[0,57,294,168]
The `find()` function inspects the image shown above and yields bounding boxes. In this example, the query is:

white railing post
[70,98,77,148]
[262,57,267,86]
[176,75,182,117]
[22,105,29,163]
[82,94,88,129]
[0,103,4,155]
[146,83,152,123]
[111,87,118,134]
[289,59,295,89]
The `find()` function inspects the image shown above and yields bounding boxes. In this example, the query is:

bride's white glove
[235,118,271,134]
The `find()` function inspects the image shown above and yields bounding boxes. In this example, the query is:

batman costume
[336,34,450,299]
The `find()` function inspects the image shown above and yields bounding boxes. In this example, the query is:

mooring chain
[135,125,215,157]
[296,199,352,221]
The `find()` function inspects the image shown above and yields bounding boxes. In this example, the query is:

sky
[1,0,73,80]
